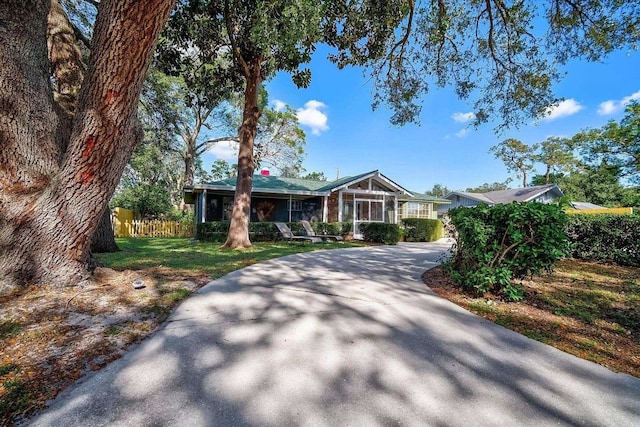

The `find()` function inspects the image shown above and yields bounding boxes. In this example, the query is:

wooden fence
[112,218,194,238]
[565,207,634,215]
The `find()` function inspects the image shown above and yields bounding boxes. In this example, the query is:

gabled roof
[400,191,451,204]
[185,170,414,196]
[446,184,563,205]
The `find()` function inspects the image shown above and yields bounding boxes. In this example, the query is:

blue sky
[203,45,640,193]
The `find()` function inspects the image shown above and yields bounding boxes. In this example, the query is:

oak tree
[0,0,174,292]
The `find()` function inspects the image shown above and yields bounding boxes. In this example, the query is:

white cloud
[598,90,640,116]
[455,128,470,138]
[296,100,329,135]
[542,99,583,121]
[597,100,618,116]
[271,99,286,112]
[206,139,238,161]
[452,112,475,123]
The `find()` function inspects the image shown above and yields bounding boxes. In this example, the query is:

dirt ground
[423,260,640,378]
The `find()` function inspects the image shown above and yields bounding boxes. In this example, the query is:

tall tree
[425,184,451,197]
[0,0,174,292]
[572,102,640,185]
[166,0,324,248]
[536,136,576,184]
[465,182,510,193]
[490,139,538,187]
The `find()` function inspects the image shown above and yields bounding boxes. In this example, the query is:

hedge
[196,221,352,242]
[446,202,568,300]
[566,214,640,266]
[401,218,444,242]
[359,223,400,244]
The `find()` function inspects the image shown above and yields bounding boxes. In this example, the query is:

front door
[354,199,383,238]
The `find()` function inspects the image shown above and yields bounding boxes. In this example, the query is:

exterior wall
[446,194,484,209]
[532,191,555,204]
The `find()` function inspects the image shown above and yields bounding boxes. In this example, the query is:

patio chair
[274,222,322,244]
[300,220,344,242]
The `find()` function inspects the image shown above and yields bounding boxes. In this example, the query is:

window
[288,200,303,211]
[401,202,431,219]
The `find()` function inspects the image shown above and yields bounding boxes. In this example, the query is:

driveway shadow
[27,242,640,426]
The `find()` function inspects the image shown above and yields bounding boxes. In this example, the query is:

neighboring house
[439,184,564,215]
[184,170,450,238]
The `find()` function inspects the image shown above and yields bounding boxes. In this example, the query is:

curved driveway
[29,241,640,426]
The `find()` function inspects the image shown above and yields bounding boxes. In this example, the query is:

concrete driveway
[28,241,640,426]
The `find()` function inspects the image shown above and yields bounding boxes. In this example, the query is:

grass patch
[425,259,640,378]
[95,238,360,282]
[0,319,21,339]
[0,378,31,418]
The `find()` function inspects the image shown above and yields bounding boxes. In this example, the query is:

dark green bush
[196,221,351,242]
[401,218,444,242]
[566,214,640,266]
[359,223,400,244]
[446,202,569,300]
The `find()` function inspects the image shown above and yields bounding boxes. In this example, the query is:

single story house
[184,170,451,238]
[439,184,564,215]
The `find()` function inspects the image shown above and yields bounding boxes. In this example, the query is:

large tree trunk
[0,0,175,293]
[91,208,120,253]
[222,61,262,249]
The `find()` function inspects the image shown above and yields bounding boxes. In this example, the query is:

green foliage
[196,222,351,242]
[111,184,172,218]
[425,183,450,198]
[566,214,640,266]
[464,182,510,193]
[489,138,538,187]
[556,164,625,206]
[359,223,400,245]
[447,202,568,300]
[0,378,30,418]
[572,102,640,185]
[401,218,444,242]
[0,319,21,339]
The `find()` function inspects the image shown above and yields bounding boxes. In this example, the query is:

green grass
[95,238,360,281]
[0,319,21,340]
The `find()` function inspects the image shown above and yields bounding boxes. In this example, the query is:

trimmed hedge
[359,223,400,244]
[196,221,351,242]
[447,202,569,300]
[401,218,444,242]
[566,214,640,266]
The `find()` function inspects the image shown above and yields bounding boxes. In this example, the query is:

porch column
[289,195,292,223]
[382,194,386,222]
[201,190,207,223]
[394,196,398,224]
[338,191,343,222]
[323,196,328,222]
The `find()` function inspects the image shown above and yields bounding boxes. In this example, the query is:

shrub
[359,223,400,244]
[446,202,568,300]
[401,218,444,242]
[196,221,352,242]
[566,214,640,266]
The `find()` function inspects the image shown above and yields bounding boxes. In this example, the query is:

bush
[446,202,568,300]
[196,221,352,242]
[359,223,400,244]
[566,214,640,266]
[401,218,444,242]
